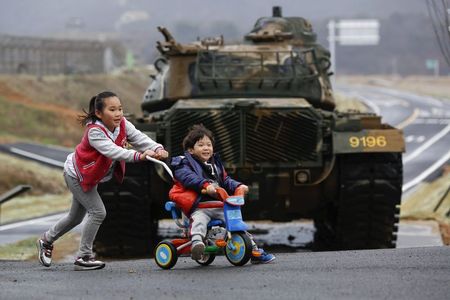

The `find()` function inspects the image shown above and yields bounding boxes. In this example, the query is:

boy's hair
[182,124,215,150]
[78,91,117,126]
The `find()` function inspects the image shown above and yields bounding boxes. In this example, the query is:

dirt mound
[0,70,151,147]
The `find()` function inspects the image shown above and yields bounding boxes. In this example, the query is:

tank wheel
[225,232,252,266]
[154,241,178,269]
[314,152,402,250]
[195,253,216,266]
[95,163,160,257]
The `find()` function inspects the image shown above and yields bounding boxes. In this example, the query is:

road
[337,84,450,194]
[1,246,449,300]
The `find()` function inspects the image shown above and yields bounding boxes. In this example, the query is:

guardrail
[0,185,32,224]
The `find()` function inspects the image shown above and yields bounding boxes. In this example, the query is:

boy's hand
[235,184,249,195]
[154,148,169,160]
[206,184,218,198]
[141,149,169,161]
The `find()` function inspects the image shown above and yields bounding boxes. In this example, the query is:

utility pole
[327,20,337,86]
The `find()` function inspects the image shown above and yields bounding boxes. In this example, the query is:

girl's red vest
[73,119,127,192]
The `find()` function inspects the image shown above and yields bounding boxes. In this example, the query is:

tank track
[94,163,159,257]
[314,152,402,250]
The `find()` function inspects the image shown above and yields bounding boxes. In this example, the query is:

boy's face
[188,135,213,162]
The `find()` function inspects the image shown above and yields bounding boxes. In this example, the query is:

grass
[0,194,71,225]
[401,171,450,245]
[0,232,80,261]
[0,152,70,224]
[334,92,368,112]
[337,75,450,101]
[0,69,151,148]
[0,95,82,146]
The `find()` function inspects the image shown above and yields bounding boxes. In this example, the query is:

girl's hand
[140,149,156,161]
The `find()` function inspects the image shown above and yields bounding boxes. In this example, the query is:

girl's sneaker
[37,238,53,267]
[74,256,106,271]
[251,249,276,264]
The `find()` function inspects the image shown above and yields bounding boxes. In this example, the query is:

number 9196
[349,136,387,148]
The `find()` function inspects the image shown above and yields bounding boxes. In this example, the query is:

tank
[95,7,404,256]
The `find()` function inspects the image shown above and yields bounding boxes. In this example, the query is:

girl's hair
[182,124,215,150]
[78,91,118,126]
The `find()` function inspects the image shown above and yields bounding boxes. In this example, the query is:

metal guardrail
[0,185,32,224]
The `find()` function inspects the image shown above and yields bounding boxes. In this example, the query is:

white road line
[9,147,65,168]
[396,108,420,129]
[402,150,450,192]
[359,96,381,115]
[403,123,450,164]
[0,213,66,231]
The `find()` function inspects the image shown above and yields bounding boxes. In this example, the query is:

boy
[169,124,275,264]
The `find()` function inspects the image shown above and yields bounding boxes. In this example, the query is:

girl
[37,91,168,271]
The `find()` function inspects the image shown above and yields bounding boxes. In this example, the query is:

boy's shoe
[251,249,276,264]
[191,241,205,260]
[37,238,53,267]
[74,256,106,271]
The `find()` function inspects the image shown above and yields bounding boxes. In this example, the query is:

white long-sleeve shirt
[64,119,162,181]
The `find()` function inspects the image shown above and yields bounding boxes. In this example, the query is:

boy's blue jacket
[170,151,241,206]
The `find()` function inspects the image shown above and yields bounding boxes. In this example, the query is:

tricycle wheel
[225,232,252,266]
[195,253,216,266]
[154,241,178,269]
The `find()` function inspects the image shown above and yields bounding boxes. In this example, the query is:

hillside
[0,69,151,147]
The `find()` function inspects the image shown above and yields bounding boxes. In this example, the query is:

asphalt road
[1,246,449,300]
[337,85,450,194]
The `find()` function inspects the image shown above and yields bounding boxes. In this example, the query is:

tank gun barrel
[156,26,204,56]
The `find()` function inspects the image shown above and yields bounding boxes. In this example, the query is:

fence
[0,34,126,75]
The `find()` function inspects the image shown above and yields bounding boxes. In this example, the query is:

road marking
[402,149,450,192]
[358,95,381,115]
[0,213,66,232]
[403,123,450,163]
[396,108,420,129]
[405,135,426,143]
[9,147,65,168]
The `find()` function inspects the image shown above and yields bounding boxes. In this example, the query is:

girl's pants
[45,172,106,258]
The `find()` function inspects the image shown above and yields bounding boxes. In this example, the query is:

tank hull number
[333,129,405,153]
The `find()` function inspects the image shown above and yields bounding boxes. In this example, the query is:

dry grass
[337,75,450,101]
[334,92,368,113]
[0,69,152,147]
[0,152,70,224]
[0,152,66,196]
[401,171,450,245]
[0,194,71,224]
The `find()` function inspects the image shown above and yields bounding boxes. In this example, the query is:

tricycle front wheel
[154,241,178,269]
[225,232,252,266]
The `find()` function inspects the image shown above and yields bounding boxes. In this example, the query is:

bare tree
[426,0,450,66]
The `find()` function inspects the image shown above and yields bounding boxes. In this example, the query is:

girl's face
[95,96,123,132]
[188,135,213,162]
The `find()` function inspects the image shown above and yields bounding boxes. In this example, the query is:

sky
[0,0,427,37]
